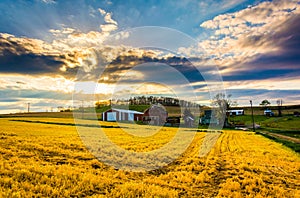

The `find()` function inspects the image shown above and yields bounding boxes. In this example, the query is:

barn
[102,108,144,122]
[143,104,168,125]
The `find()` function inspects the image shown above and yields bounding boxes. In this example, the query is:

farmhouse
[143,104,168,125]
[227,109,244,116]
[102,108,144,122]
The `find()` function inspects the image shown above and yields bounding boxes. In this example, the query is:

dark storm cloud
[97,55,205,84]
[247,15,300,68]
[0,35,65,74]
[225,15,300,82]
[273,15,300,55]
[0,49,64,74]
[223,68,300,81]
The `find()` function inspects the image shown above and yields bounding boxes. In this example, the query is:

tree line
[95,96,199,108]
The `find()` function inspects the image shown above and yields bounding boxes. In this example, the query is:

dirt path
[257,130,300,144]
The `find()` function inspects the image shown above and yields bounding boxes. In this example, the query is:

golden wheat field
[0,117,300,197]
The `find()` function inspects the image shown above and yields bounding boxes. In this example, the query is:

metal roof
[107,108,144,114]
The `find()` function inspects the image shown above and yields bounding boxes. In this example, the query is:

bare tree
[211,93,237,127]
[183,108,194,127]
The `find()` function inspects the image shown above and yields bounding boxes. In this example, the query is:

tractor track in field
[204,133,229,196]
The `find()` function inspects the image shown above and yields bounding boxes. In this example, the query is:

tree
[211,93,237,127]
[95,100,110,109]
[260,100,271,108]
[183,108,194,127]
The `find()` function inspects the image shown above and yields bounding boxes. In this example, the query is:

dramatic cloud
[104,13,118,25]
[97,54,206,85]
[98,8,107,16]
[199,0,300,73]
[49,28,76,36]
[0,7,122,78]
[98,8,118,32]
[0,33,67,75]
[100,24,118,32]
[41,0,56,4]
[1,0,300,111]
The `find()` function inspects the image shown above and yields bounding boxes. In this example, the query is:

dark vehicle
[165,116,180,127]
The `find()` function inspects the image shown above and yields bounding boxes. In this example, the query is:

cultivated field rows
[0,118,299,197]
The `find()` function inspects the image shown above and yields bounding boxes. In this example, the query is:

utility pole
[81,100,84,119]
[250,100,255,132]
[277,99,282,117]
[27,103,30,113]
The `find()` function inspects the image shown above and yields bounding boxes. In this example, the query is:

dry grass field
[0,117,299,197]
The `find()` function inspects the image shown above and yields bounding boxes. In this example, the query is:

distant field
[229,115,300,131]
[0,112,74,118]
[241,105,300,116]
[229,115,300,152]
[260,116,300,131]
[0,117,299,197]
[4,104,299,119]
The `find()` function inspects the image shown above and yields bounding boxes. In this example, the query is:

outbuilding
[102,108,144,122]
[264,109,274,116]
[227,109,244,116]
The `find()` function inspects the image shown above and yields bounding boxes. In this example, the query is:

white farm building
[227,109,244,116]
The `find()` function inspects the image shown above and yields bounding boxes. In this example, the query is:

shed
[227,109,244,116]
[102,108,144,122]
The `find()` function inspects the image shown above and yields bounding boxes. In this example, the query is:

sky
[0,0,300,113]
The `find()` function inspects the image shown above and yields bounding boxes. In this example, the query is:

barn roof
[144,104,167,112]
[105,108,144,115]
